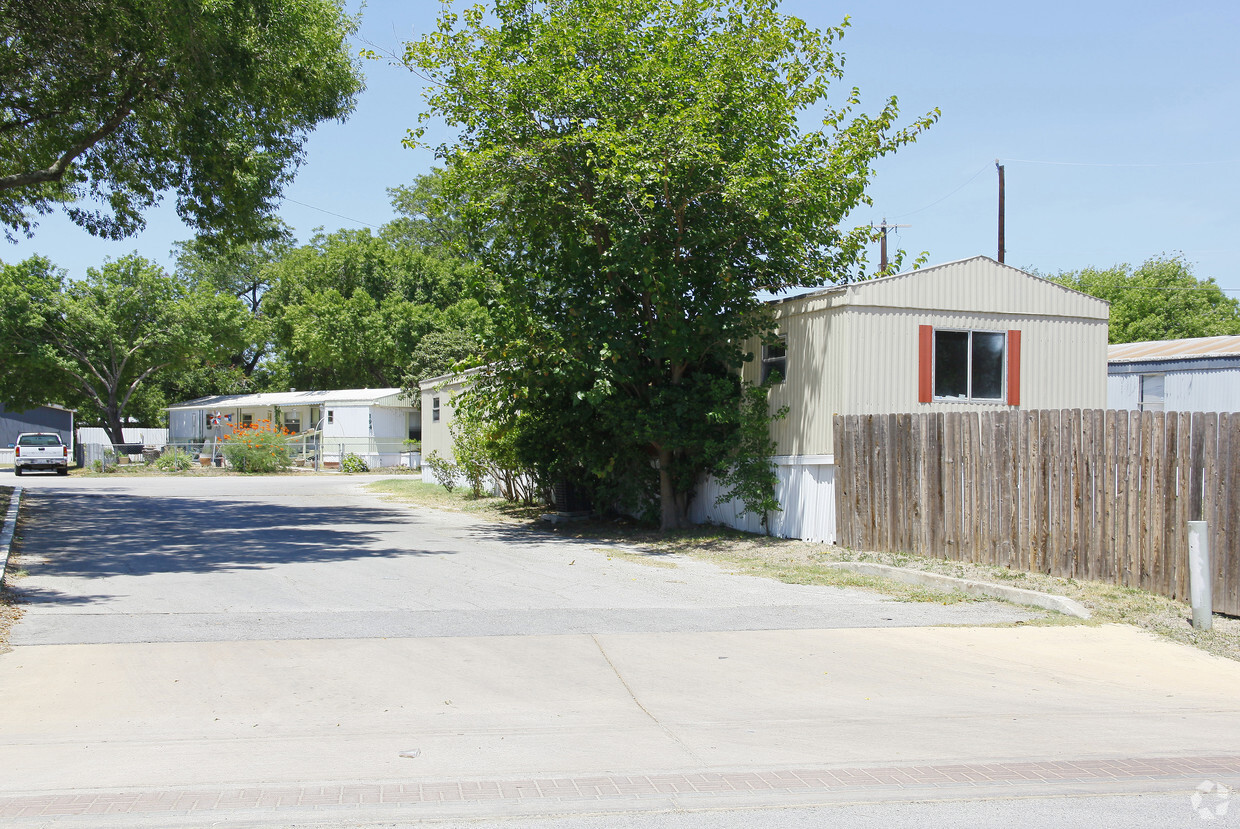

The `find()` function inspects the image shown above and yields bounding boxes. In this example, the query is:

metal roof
[166,388,413,411]
[766,255,1109,319]
[1107,336,1240,363]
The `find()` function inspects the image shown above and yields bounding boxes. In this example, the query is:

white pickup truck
[14,432,70,476]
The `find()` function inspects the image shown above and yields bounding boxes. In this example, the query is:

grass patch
[367,478,546,521]
[601,549,679,569]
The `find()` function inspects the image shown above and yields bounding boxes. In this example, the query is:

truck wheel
[56,466,69,476]
[14,466,22,476]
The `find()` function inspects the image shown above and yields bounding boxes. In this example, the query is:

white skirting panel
[688,457,837,543]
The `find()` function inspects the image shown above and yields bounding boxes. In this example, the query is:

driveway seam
[590,633,704,765]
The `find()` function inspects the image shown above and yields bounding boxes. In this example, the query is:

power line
[889,163,991,219]
[1003,157,1240,168]
[280,197,385,230]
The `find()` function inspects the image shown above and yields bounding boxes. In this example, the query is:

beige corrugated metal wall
[744,257,1109,458]
[419,379,465,462]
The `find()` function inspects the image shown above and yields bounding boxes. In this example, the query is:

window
[327,410,334,425]
[432,397,441,422]
[1139,374,1165,412]
[929,328,1007,401]
[762,336,787,384]
[284,412,301,434]
[241,414,253,426]
[17,434,62,447]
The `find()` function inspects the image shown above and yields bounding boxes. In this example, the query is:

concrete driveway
[2,475,1239,827]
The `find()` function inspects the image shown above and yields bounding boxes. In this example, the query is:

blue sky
[6,0,1240,296]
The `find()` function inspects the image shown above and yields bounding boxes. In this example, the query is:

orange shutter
[1007,329,1022,406]
[918,325,933,403]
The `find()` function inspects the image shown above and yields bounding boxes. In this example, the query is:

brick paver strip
[2,755,1238,820]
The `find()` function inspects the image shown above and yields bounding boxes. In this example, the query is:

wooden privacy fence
[833,410,1240,616]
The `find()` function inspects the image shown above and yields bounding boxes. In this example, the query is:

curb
[825,561,1092,619]
[0,486,21,588]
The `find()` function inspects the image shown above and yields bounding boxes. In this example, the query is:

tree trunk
[102,410,127,448]
[658,446,682,533]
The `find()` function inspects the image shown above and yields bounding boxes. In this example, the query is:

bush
[340,453,370,473]
[220,420,292,473]
[154,447,194,471]
[424,451,459,493]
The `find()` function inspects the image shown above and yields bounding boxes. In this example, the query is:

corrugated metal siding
[772,308,1106,456]
[689,461,836,542]
[1107,374,1140,410]
[1107,368,1240,412]
[756,258,1109,457]
[833,256,1109,319]
[420,379,466,461]
[1166,369,1240,412]
[748,302,850,458]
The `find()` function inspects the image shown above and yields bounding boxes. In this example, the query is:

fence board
[1102,411,1118,583]
[836,408,1239,618]
[1173,412,1191,601]
[1227,415,1240,615]
[1124,411,1141,588]
[942,413,960,559]
[925,415,942,558]
[1111,412,1129,585]
[1218,414,1236,615]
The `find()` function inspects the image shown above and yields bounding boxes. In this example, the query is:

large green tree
[405,0,935,529]
[0,253,247,445]
[0,0,362,243]
[173,220,295,375]
[262,226,491,390]
[1051,255,1240,344]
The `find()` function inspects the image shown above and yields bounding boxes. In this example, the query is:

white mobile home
[693,256,1110,541]
[167,388,419,468]
[1107,335,1240,412]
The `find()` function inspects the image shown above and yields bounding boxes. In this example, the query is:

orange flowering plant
[219,419,293,473]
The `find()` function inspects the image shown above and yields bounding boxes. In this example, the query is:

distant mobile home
[1107,335,1240,413]
[419,257,1111,540]
[167,388,419,468]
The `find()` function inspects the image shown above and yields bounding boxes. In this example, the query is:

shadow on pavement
[16,490,451,584]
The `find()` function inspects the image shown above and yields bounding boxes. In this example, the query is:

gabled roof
[1108,335,1240,363]
[166,388,414,411]
[767,255,1110,320]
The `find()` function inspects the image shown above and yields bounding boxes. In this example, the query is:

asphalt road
[7,474,1032,646]
[2,473,1238,829]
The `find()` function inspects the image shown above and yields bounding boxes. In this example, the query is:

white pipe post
[1188,520,1212,631]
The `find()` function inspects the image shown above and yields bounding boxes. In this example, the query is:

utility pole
[996,160,1005,263]
[873,218,910,273]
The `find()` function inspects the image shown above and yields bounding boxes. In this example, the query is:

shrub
[340,453,370,473]
[424,451,459,493]
[154,447,193,471]
[220,420,292,473]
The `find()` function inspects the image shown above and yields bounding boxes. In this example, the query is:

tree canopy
[0,253,248,445]
[405,0,936,529]
[1051,255,1240,344]
[0,0,363,244]
[260,224,491,391]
